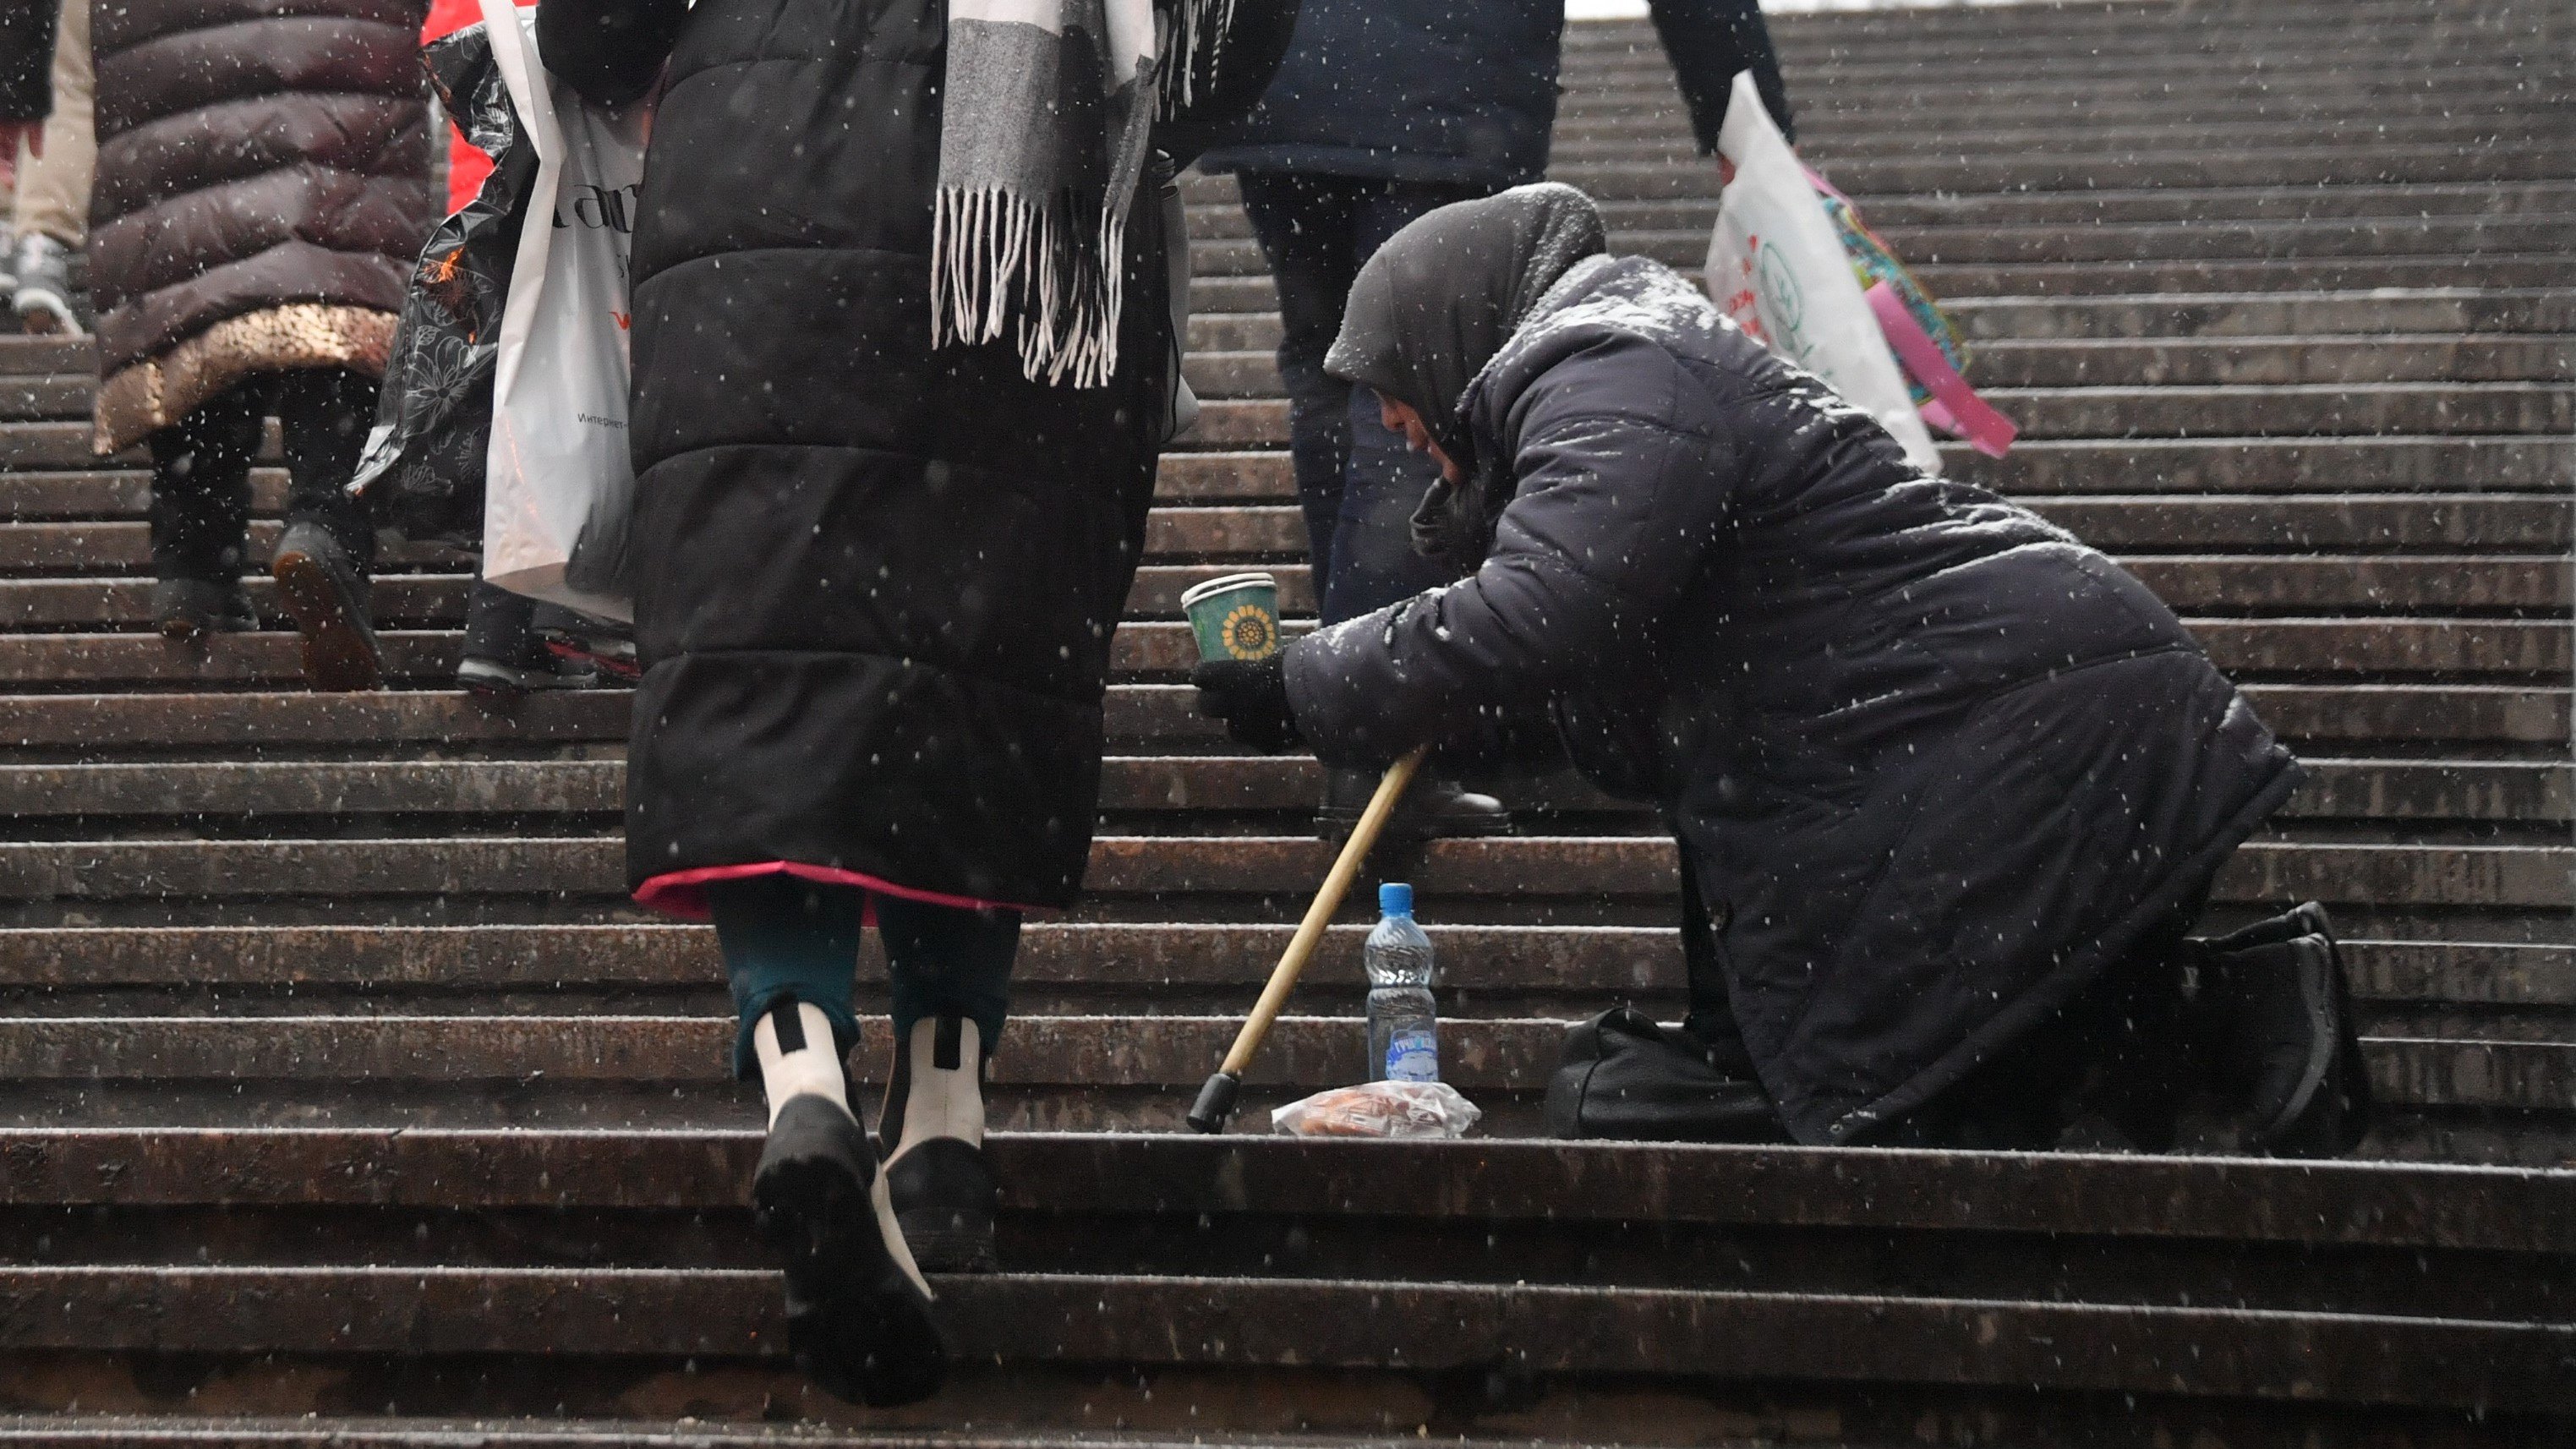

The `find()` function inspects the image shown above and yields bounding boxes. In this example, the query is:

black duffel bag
[1543,1006,1789,1142]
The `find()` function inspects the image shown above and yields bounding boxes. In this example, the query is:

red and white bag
[479,0,648,621]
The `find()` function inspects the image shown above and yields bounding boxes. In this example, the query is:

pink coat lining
[632,860,1039,921]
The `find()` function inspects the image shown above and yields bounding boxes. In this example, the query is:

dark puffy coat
[87,0,437,452]
[1195,0,1791,187]
[0,0,56,121]
[1286,257,2301,1146]
[537,0,1288,915]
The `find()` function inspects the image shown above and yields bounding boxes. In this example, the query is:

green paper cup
[1181,571,1282,662]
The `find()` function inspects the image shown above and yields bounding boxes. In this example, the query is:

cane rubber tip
[1186,1072,1242,1134]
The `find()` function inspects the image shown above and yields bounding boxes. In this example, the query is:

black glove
[1190,654,1303,753]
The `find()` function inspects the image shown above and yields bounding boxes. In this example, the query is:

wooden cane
[1186,744,1430,1133]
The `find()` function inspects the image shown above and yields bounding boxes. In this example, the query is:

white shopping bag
[1704,72,1942,473]
[480,0,648,621]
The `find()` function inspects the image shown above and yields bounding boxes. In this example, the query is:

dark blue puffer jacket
[1197,0,1793,188]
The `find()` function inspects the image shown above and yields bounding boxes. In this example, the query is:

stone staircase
[0,0,2569,1442]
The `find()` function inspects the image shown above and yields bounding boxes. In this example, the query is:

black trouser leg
[145,384,260,585]
[1318,178,1485,626]
[1887,878,2218,1152]
[1676,841,1758,1078]
[462,580,539,664]
[272,368,380,573]
[1236,171,1363,581]
[877,894,1021,1049]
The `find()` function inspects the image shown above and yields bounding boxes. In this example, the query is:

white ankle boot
[747,998,945,1404]
[879,1014,999,1271]
[752,999,854,1127]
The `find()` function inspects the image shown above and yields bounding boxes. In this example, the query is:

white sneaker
[12,232,80,336]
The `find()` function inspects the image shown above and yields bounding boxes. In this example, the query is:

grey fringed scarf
[934,0,1234,388]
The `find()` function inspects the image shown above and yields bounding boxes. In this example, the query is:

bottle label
[1385,1029,1438,1083]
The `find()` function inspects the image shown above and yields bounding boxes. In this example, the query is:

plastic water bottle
[1365,882,1439,1082]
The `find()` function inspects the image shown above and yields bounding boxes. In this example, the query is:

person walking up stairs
[0,0,89,336]
[83,0,435,687]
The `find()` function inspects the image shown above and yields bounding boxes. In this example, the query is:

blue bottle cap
[1379,882,1414,916]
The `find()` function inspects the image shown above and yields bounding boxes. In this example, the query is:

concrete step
[1184,383,2576,443]
[1184,336,2576,397]
[1184,139,2576,205]
[6,489,2568,582]
[0,834,2557,914]
[18,381,2576,473]
[0,679,2555,756]
[1543,150,2576,201]
[1162,437,2576,503]
[0,1011,2564,1122]
[2,922,2563,1011]
[1113,681,2576,751]
[0,1134,2568,1424]
[0,609,2552,689]
[1564,61,2570,107]
[1184,289,2576,350]
[0,756,2552,826]
[1184,258,2576,315]
[1195,244,2576,303]
[1556,115,2552,161]
[1551,96,2566,140]
[1,550,2562,633]
[1188,186,2576,241]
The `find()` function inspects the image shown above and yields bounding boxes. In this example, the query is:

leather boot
[2191,901,2375,1155]
[2185,906,2371,1157]
[878,1014,999,1272]
[747,998,945,1407]
[1316,767,1511,841]
[269,520,383,692]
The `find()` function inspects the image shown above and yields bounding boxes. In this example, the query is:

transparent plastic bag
[1272,1080,1483,1140]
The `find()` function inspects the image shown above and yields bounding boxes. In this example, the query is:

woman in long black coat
[1195,185,2372,1157]
[537,0,1290,1406]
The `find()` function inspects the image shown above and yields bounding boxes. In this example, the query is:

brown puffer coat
[88,0,435,453]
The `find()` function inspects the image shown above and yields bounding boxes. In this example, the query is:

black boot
[458,584,596,703]
[1316,767,1511,841]
[755,1094,947,1406]
[879,1014,1000,1273]
[269,519,383,692]
[152,577,255,641]
[2188,904,2372,1156]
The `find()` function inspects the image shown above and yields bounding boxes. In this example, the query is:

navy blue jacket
[1199,0,1793,188]
[1284,258,2300,1146]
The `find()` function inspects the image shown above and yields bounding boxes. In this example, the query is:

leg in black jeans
[1236,172,1483,620]
[266,367,386,690]
[1236,172,1512,836]
[147,384,261,587]
[271,367,380,571]
[1318,178,1484,624]
[1237,172,1365,582]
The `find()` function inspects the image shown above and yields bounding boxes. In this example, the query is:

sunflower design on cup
[1219,603,1279,659]
[1180,571,1283,664]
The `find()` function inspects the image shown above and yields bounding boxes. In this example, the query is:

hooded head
[1323,183,1610,460]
